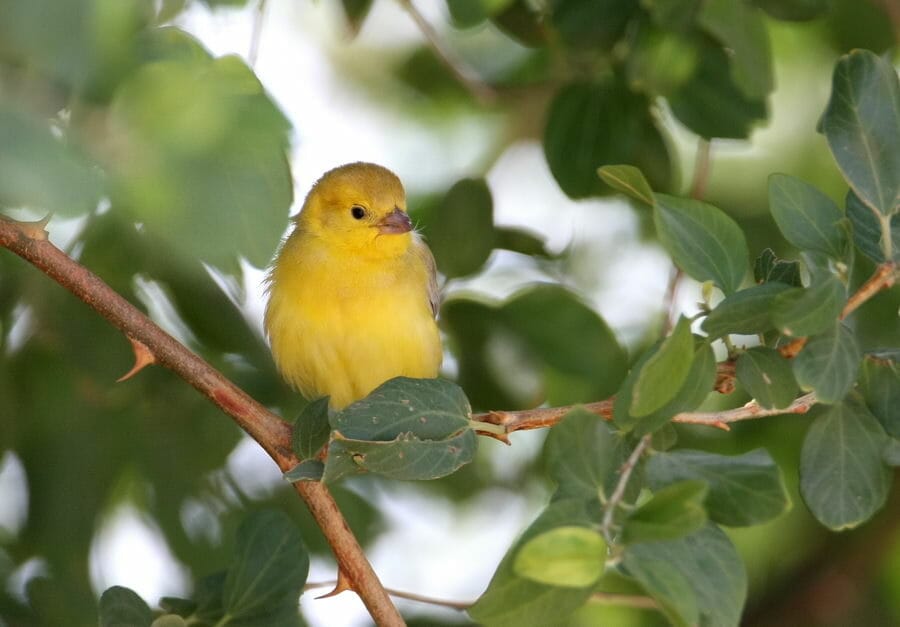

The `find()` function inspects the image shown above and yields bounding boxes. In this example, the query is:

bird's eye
[350,206,366,220]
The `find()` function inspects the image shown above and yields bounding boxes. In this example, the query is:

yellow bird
[264,162,442,409]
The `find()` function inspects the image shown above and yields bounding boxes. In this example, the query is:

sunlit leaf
[598,164,655,206]
[622,480,708,544]
[631,316,695,417]
[513,526,606,588]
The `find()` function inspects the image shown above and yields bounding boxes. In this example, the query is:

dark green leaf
[544,407,630,501]
[647,449,791,526]
[771,276,847,338]
[491,1,546,47]
[544,81,672,199]
[158,597,196,618]
[654,193,749,294]
[283,460,324,482]
[622,480,708,544]
[698,0,773,99]
[753,248,802,286]
[99,586,153,627]
[626,27,698,96]
[550,0,640,51]
[859,358,900,437]
[793,323,861,403]
[643,0,703,30]
[631,316,695,417]
[331,377,470,441]
[493,227,553,257]
[668,44,767,139]
[324,430,477,482]
[429,178,495,278]
[469,499,598,627]
[292,397,331,460]
[820,50,900,216]
[768,173,849,258]
[223,510,309,622]
[847,190,900,263]
[623,525,746,627]
[597,165,655,206]
[800,400,891,530]
[884,439,900,466]
[701,282,792,338]
[513,526,606,588]
[736,347,799,409]
[751,0,831,21]
[194,572,226,622]
[340,0,374,35]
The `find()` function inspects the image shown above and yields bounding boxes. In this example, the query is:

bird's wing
[413,235,441,318]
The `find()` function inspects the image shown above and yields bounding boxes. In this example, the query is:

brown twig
[600,434,652,544]
[0,217,405,626]
[305,580,471,611]
[397,0,497,105]
[840,262,897,320]
[671,392,817,429]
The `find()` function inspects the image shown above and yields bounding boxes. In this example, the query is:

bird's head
[296,162,414,259]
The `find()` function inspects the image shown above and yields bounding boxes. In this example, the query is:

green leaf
[623,525,747,627]
[222,510,308,623]
[428,178,495,278]
[768,173,849,258]
[654,194,749,294]
[544,81,672,199]
[736,347,799,409]
[513,526,607,588]
[597,165,655,206]
[643,0,703,31]
[490,1,546,47]
[292,397,331,460]
[668,43,767,139]
[859,358,900,438]
[0,106,102,216]
[151,616,186,627]
[771,276,847,338]
[99,586,153,627]
[884,439,900,466]
[340,0,374,36]
[331,377,470,441]
[324,430,477,482]
[753,248,802,287]
[820,50,900,216]
[493,227,553,258]
[750,0,831,21]
[647,449,791,526]
[631,316,695,417]
[622,481,708,544]
[283,460,324,482]
[800,400,891,530]
[847,190,900,263]
[469,499,598,627]
[793,323,861,403]
[544,407,630,501]
[550,0,640,51]
[626,27,699,96]
[698,0,773,99]
[701,282,792,338]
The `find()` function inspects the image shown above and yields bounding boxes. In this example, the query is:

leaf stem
[599,434,652,544]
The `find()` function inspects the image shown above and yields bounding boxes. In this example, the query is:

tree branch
[306,581,471,611]
[0,216,405,627]
[840,262,897,320]
[600,434,652,544]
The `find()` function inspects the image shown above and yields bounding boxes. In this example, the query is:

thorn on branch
[316,569,353,599]
[0,213,52,241]
[117,336,156,382]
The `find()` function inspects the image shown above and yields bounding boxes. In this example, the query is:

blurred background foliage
[0,0,898,625]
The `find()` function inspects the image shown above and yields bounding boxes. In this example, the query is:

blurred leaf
[768,173,849,258]
[341,0,374,36]
[820,50,900,216]
[668,44,767,139]
[698,0,773,99]
[513,526,607,588]
[193,572,226,622]
[331,377,470,441]
[736,347,799,409]
[544,407,630,501]
[751,0,831,20]
[626,27,698,96]
[753,248,802,286]
[701,282,791,338]
[550,0,640,50]
[159,597,196,618]
[429,178,495,278]
[447,0,514,27]
[99,586,153,627]
[771,276,847,338]
[884,439,900,466]
[151,616,186,627]
[631,316,694,417]
[325,431,477,482]
[109,54,292,268]
[544,81,672,199]
[800,399,891,530]
[847,190,900,263]
[469,499,599,627]
[643,0,703,30]
[293,397,331,460]
[622,480,708,544]
[283,460,325,482]
[647,448,791,527]
[654,194,749,294]
[622,525,746,627]
[223,510,308,623]
[793,323,861,403]
[0,106,102,215]
[597,164,655,206]
[493,227,553,257]
[491,0,546,46]
[859,358,900,438]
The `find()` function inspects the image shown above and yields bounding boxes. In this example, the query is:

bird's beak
[376,208,413,235]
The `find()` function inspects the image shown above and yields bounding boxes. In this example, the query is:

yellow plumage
[264,162,442,409]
